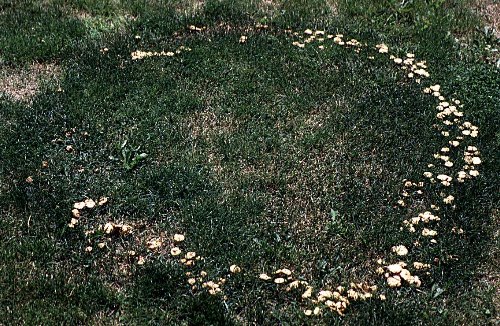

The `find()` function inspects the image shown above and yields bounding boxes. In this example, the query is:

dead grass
[252,0,336,18]
[265,132,347,234]
[255,0,282,17]
[173,0,205,16]
[0,63,61,103]
[89,312,121,325]
[303,106,330,130]
[185,109,239,141]
[325,0,339,16]
[475,0,500,38]
[72,9,134,34]
[182,108,239,178]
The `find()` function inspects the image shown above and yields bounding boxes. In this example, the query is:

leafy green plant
[119,139,147,171]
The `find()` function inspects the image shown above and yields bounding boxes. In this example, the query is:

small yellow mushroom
[170,247,182,256]
[229,264,241,274]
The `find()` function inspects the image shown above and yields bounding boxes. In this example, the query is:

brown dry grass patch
[475,0,500,38]
[173,0,205,16]
[325,0,339,16]
[303,106,331,130]
[255,0,282,17]
[0,63,61,103]
[185,109,239,141]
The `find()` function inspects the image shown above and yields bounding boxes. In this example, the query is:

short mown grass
[0,0,498,325]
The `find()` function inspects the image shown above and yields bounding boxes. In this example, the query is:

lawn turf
[0,0,498,324]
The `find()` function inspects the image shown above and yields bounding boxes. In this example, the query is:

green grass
[0,0,498,324]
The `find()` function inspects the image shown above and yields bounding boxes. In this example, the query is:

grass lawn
[0,0,498,324]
